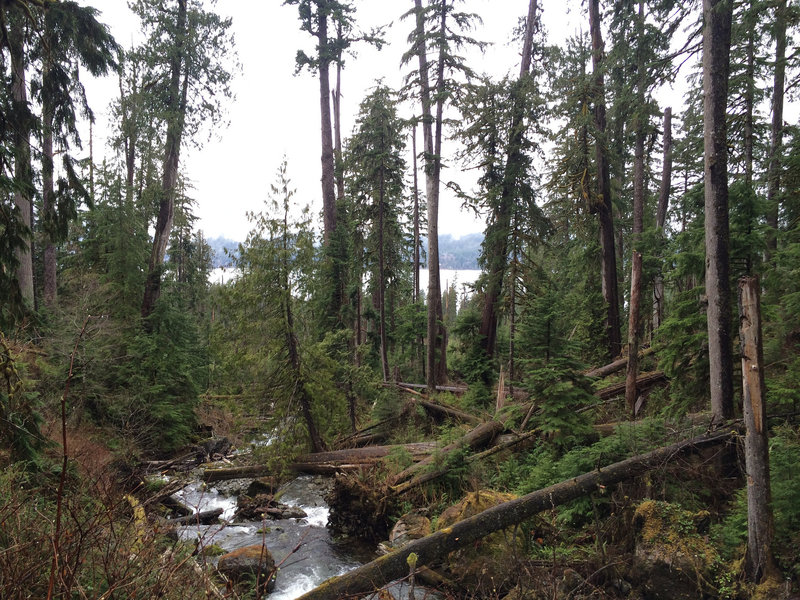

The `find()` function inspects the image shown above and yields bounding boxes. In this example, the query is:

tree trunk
[589,0,622,361]
[653,107,672,331]
[625,252,643,413]
[290,442,437,474]
[378,164,390,382]
[10,12,34,306]
[766,0,787,260]
[318,10,337,244]
[296,430,735,600]
[626,7,646,414]
[42,59,57,308]
[412,0,446,391]
[142,0,187,321]
[332,42,345,204]
[738,276,777,583]
[703,0,735,422]
[412,124,424,376]
[478,0,537,363]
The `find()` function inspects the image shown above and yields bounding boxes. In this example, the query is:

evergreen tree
[402,0,484,390]
[345,84,409,381]
[136,0,235,321]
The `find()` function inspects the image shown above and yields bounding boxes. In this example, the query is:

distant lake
[209,267,483,292]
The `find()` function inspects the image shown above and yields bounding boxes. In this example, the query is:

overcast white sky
[76,0,592,242]
[78,0,699,243]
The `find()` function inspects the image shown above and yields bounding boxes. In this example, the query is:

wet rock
[235,494,308,521]
[212,478,251,497]
[246,476,280,497]
[217,544,276,593]
[378,512,431,554]
[390,512,431,547]
[195,437,232,463]
[629,500,717,600]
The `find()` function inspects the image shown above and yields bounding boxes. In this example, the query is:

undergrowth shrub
[712,425,800,581]
[0,465,211,599]
[491,420,669,525]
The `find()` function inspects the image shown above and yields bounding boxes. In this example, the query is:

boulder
[389,512,431,548]
[435,490,522,595]
[630,500,717,600]
[379,512,431,554]
[246,477,281,497]
[235,493,308,521]
[217,544,276,593]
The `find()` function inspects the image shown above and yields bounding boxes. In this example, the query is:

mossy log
[391,429,539,495]
[295,429,735,600]
[388,420,504,486]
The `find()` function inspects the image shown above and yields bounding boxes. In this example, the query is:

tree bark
[653,107,672,331]
[412,0,447,390]
[738,276,776,583]
[703,0,735,422]
[10,11,34,306]
[296,429,735,600]
[378,162,390,381]
[42,56,57,308]
[290,442,437,474]
[766,0,786,260]
[332,40,345,204]
[142,0,188,321]
[625,252,644,413]
[589,0,622,361]
[626,12,646,413]
[318,8,337,244]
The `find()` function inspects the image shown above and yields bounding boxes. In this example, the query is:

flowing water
[174,474,440,599]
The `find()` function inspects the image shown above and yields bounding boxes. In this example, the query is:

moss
[635,500,718,570]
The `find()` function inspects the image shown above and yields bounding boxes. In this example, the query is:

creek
[173,474,441,599]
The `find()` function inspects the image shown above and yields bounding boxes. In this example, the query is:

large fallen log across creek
[295,428,736,600]
[203,443,438,481]
[289,443,437,475]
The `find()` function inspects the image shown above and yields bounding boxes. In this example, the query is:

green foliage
[122,292,203,453]
[493,420,668,524]
[449,307,492,394]
[712,426,800,578]
[519,357,594,448]
[0,337,45,465]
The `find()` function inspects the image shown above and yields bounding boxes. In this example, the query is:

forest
[1,0,799,599]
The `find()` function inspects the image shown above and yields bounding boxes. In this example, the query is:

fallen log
[167,508,223,526]
[296,428,736,600]
[388,420,504,487]
[584,347,653,379]
[391,429,539,496]
[416,399,484,425]
[202,464,275,483]
[394,381,469,394]
[290,443,437,475]
[595,370,666,400]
